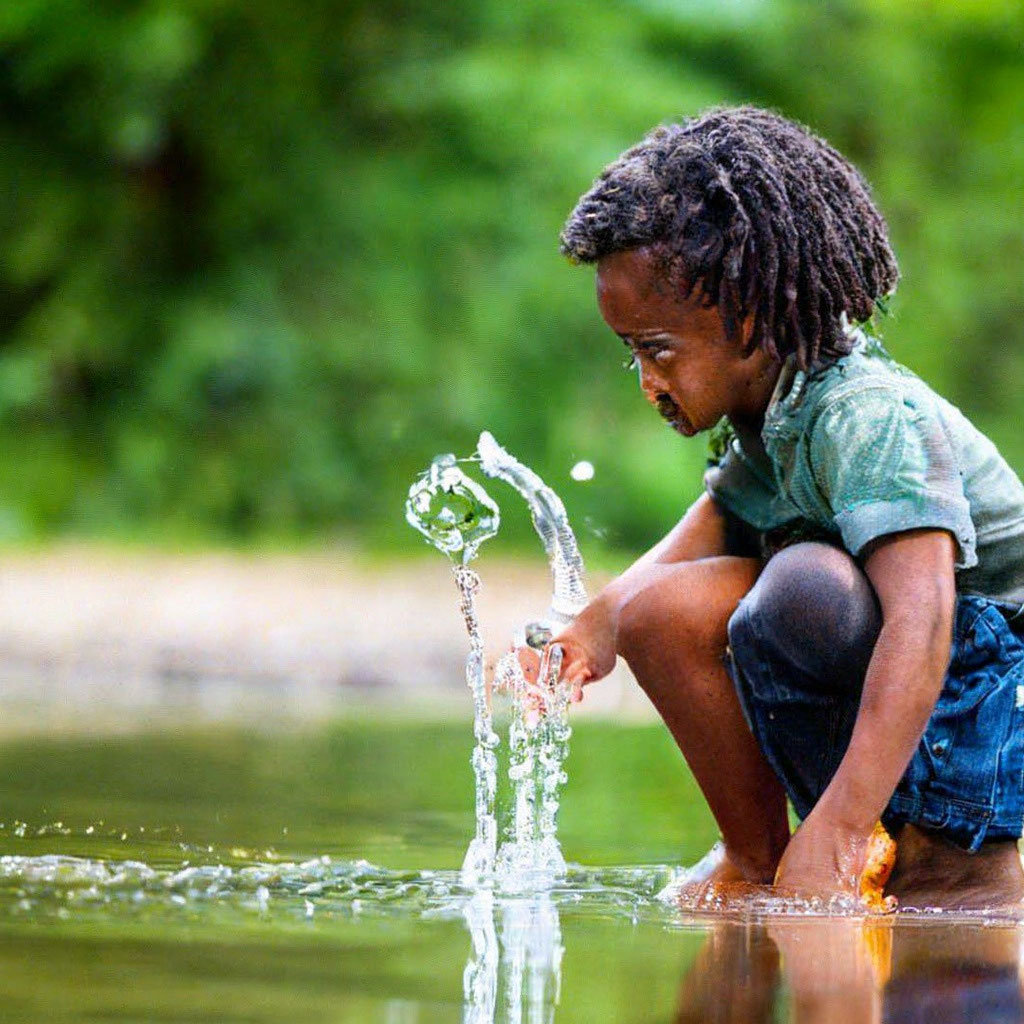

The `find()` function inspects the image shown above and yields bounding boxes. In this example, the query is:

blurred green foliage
[1,0,1022,552]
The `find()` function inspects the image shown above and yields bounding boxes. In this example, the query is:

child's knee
[729,542,881,687]
[619,561,746,664]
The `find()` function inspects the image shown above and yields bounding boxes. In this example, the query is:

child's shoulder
[773,332,953,443]
[804,333,923,408]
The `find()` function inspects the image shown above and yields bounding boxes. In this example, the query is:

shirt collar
[764,327,869,424]
[764,355,802,423]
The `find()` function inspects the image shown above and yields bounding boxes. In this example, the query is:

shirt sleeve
[808,384,977,568]
[704,439,802,532]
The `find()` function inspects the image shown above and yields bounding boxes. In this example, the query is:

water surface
[0,719,1019,1022]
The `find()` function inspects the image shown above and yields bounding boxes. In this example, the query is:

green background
[2,0,1022,555]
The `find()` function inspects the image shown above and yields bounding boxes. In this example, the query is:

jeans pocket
[923,647,1020,812]
[947,600,1020,697]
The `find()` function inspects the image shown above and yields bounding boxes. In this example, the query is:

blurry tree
[0,0,1021,553]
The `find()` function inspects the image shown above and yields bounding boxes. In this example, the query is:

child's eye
[622,354,637,371]
[653,348,673,366]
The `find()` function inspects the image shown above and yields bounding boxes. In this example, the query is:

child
[554,106,1024,908]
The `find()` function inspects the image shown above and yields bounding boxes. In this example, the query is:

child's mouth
[655,393,678,419]
[656,394,694,435]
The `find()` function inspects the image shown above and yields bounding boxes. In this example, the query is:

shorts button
[931,739,949,757]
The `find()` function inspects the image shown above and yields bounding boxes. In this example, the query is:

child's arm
[774,527,957,897]
[553,493,730,694]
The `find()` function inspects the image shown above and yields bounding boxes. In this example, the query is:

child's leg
[617,555,790,883]
[726,542,882,820]
[885,824,1024,910]
[728,541,1024,909]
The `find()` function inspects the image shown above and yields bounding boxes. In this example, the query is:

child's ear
[739,310,758,356]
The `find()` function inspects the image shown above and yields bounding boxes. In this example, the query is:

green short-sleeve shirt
[704,334,1024,605]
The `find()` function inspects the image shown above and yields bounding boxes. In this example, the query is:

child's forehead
[597,246,668,292]
[596,247,706,324]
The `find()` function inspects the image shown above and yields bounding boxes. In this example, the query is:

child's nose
[638,365,667,401]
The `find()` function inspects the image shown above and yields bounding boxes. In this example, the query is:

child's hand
[549,595,620,702]
[510,594,619,705]
[773,806,874,903]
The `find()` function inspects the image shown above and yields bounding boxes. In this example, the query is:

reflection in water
[1,846,1023,1022]
[674,923,780,1024]
[673,917,1024,1024]
[884,924,1024,1024]
[457,883,1024,1024]
[463,889,563,1024]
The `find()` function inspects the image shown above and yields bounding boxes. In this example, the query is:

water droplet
[570,460,595,481]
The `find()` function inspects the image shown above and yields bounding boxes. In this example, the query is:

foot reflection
[885,924,1024,1024]
[462,889,563,1024]
[674,922,780,1024]
[674,917,1024,1024]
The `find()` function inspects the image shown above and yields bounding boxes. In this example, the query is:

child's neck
[730,371,781,444]
[730,418,772,468]
[728,354,782,435]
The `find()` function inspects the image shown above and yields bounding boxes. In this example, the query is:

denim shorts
[729,594,1024,852]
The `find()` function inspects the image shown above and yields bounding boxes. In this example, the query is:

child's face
[596,247,778,433]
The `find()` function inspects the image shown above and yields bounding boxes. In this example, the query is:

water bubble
[569,460,595,482]
[405,454,500,563]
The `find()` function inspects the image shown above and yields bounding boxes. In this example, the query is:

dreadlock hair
[560,106,899,369]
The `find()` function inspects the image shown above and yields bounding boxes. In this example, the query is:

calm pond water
[0,717,1020,1023]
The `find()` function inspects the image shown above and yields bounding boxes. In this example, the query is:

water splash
[405,453,500,564]
[2,849,1013,926]
[493,643,570,888]
[475,432,585,889]
[406,433,588,890]
[477,431,587,625]
[406,452,503,884]
[455,563,501,885]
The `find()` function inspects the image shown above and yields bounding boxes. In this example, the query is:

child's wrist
[812,790,880,838]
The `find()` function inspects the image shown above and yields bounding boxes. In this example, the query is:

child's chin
[667,415,697,437]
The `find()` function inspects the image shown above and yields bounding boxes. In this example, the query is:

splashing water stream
[406,433,587,890]
[476,431,585,888]
[454,563,501,885]
[403,432,594,1020]
[406,451,502,883]
[476,431,587,625]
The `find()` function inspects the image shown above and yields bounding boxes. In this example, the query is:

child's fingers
[516,645,542,683]
[563,664,591,703]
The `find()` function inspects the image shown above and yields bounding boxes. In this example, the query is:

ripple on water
[0,850,1020,927]
[0,852,685,925]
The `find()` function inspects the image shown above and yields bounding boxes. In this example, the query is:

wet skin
[594,247,780,437]
[548,244,1024,908]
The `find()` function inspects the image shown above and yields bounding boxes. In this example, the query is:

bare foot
[886,825,1024,912]
[658,842,778,906]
